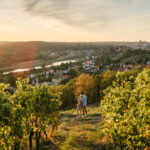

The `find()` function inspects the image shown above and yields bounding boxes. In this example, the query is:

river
[4,59,77,74]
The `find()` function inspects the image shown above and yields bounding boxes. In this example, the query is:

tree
[61,78,76,109]
[68,69,77,78]
[125,66,142,78]
[100,70,116,99]
[93,74,102,102]
[5,73,17,86]
[75,74,95,104]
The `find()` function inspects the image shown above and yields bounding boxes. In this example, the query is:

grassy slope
[39,104,115,150]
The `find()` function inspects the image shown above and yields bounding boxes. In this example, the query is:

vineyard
[100,69,150,149]
[0,69,150,150]
[0,79,61,150]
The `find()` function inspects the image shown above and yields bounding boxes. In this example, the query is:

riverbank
[2,59,78,74]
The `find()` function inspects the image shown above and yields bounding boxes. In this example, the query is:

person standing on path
[76,95,82,118]
[81,91,87,116]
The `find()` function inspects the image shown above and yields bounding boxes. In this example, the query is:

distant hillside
[0,41,149,71]
[94,48,150,68]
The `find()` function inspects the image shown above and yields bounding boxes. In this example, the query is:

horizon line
[0,40,149,43]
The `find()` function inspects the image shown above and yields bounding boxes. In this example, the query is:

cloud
[23,0,39,11]
[21,0,115,30]
[21,0,147,31]
[0,0,146,31]
[1,0,149,34]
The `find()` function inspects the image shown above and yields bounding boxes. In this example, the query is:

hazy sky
[0,0,150,42]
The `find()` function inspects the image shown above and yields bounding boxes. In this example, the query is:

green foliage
[60,70,117,109]
[0,83,13,150]
[92,74,102,102]
[61,78,76,109]
[0,73,17,86]
[125,66,142,78]
[112,49,150,64]
[68,69,77,78]
[0,79,61,150]
[100,69,150,149]
[100,70,116,99]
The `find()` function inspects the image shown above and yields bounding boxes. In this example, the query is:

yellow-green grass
[40,104,115,150]
[21,104,116,150]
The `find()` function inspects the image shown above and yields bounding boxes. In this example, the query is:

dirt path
[40,105,107,150]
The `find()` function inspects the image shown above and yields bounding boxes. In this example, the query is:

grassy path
[39,104,114,150]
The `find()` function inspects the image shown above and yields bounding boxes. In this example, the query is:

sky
[0,0,150,42]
